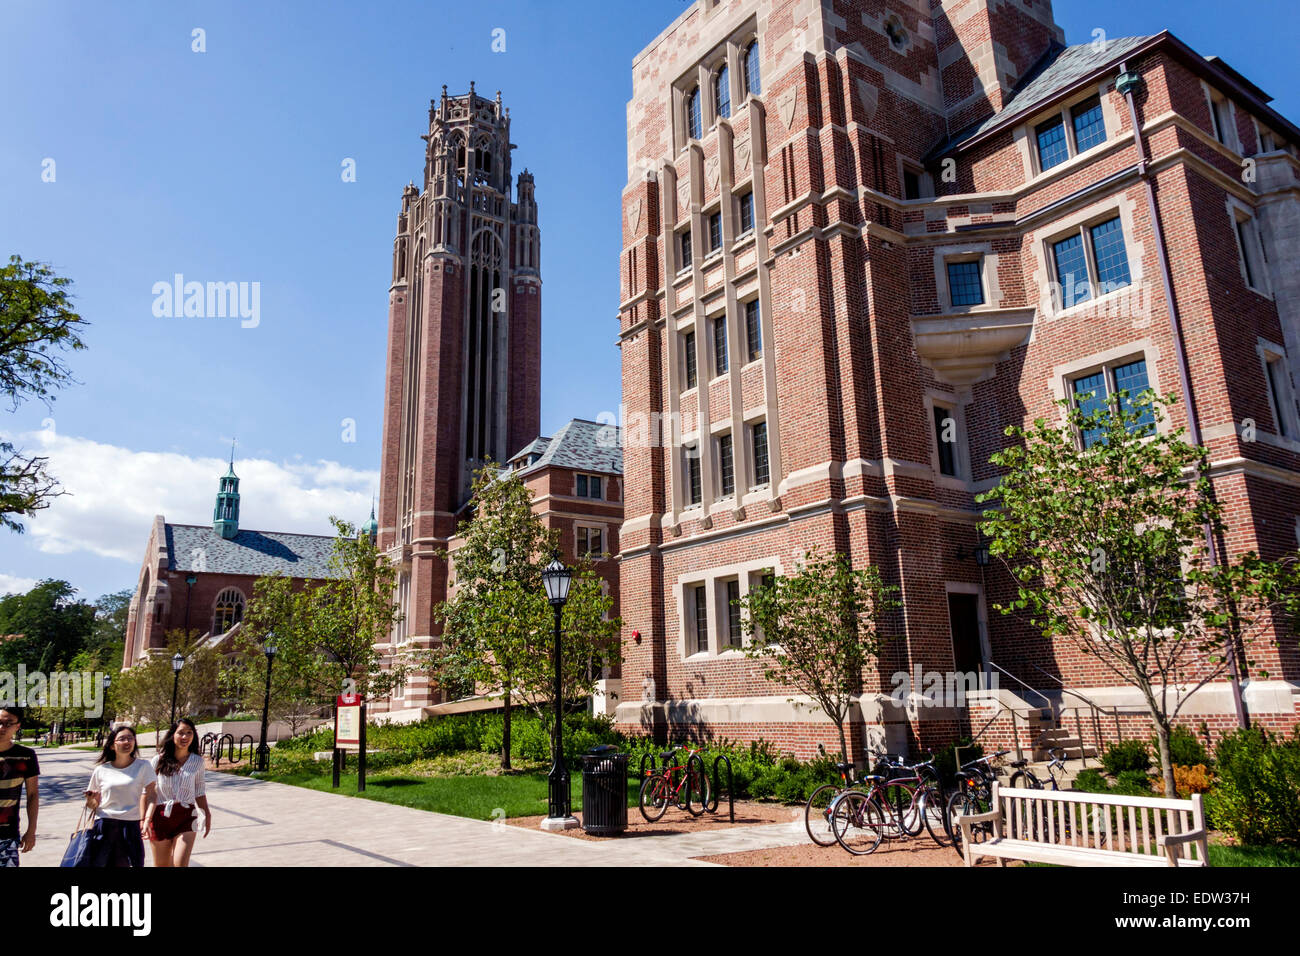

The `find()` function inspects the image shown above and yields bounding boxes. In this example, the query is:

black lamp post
[170,653,184,726]
[541,556,575,829]
[255,633,277,772]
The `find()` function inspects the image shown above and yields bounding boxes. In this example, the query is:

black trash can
[581,746,629,835]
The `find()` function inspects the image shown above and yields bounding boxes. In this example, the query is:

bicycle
[638,747,712,822]
[805,757,864,846]
[946,749,1010,854]
[1008,747,1069,790]
[830,752,950,855]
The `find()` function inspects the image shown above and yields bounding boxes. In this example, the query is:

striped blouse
[150,752,205,814]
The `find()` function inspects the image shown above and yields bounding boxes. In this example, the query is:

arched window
[744,41,761,97]
[714,64,731,120]
[687,86,702,139]
[212,588,245,635]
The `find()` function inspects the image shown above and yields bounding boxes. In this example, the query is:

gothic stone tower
[377,84,542,711]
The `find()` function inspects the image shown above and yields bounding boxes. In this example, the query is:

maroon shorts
[149,805,196,842]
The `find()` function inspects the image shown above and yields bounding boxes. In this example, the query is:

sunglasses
[0,720,19,728]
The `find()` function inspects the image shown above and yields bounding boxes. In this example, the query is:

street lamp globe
[542,557,572,606]
[171,653,185,673]
[265,633,278,658]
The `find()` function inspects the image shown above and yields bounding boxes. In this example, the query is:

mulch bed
[508,799,796,840]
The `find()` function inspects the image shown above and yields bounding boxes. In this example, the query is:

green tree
[88,588,132,665]
[109,629,221,733]
[736,549,900,765]
[0,255,89,532]
[978,391,1300,797]
[0,578,95,671]
[433,465,622,766]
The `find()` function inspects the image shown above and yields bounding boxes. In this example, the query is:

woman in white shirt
[83,724,157,867]
[148,718,211,867]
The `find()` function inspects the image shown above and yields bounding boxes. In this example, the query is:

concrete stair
[1033,725,1098,762]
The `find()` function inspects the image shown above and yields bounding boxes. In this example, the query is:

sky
[2,0,1297,603]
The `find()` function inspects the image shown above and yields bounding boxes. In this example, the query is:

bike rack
[213,733,235,767]
[706,754,734,822]
[199,733,216,757]
[237,734,255,762]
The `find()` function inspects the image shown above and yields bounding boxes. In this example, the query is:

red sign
[335,694,362,750]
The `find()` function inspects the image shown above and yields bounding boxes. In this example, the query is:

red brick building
[373,88,624,718]
[615,0,1300,761]
[123,460,348,666]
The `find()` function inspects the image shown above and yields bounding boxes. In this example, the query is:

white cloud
[3,430,378,564]
[0,574,40,596]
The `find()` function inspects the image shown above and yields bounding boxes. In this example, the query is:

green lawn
[1208,843,1300,867]
[266,768,640,820]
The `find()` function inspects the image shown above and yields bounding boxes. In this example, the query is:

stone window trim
[1226,197,1272,299]
[574,522,609,560]
[932,243,1001,315]
[1256,339,1300,442]
[1202,82,1242,155]
[1251,117,1280,156]
[1047,341,1167,443]
[211,586,247,636]
[671,22,760,154]
[897,156,934,201]
[1014,82,1121,182]
[944,580,992,679]
[922,391,972,487]
[575,472,605,500]
[713,429,736,501]
[1031,196,1144,320]
[680,323,698,393]
[675,556,782,660]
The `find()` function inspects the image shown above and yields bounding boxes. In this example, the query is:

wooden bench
[957,783,1209,867]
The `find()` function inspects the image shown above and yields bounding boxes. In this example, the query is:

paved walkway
[24,747,807,867]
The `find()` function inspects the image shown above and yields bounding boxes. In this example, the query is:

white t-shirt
[88,758,157,820]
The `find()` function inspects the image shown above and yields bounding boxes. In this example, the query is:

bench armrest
[1158,828,1207,866]
[955,809,999,825]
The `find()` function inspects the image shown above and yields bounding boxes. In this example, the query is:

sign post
[334,693,362,790]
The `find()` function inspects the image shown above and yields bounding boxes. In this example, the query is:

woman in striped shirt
[147,718,211,867]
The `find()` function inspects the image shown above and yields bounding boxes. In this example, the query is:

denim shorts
[0,838,18,867]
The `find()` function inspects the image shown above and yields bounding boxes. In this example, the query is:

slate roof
[504,419,623,480]
[165,523,345,579]
[934,35,1155,157]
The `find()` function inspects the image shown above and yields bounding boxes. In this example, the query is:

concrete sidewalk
[23,746,806,867]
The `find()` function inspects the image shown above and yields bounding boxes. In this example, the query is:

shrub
[1206,727,1300,846]
[1111,769,1154,796]
[1072,768,1110,794]
[933,739,982,785]
[1171,764,1213,797]
[1101,739,1151,776]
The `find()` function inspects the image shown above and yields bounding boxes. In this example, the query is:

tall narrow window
[1265,355,1293,437]
[1235,215,1265,291]
[903,168,922,200]
[718,433,734,496]
[693,585,709,654]
[1089,217,1132,291]
[752,421,770,486]
[725,579,742,649]
[708,212,722,252]
[1036,115,1070,171]
[686,445,702,505]
[683,330,697,389]
[687,86,702,139]
[1053,233,1091,308]
[714,64,731,120]
[1073,370,1109,449]
[1071,357,1154,449]
[933,405,957,477]
[713,316,728,375]
[1113,358,1155,433]
[576,474,587,497]
[1212,96,1234,147]
[744,41,761,96]
[739,191,755,233]
[745,299,762,361]
[679,230,693,271]
[1071,96,1106,153]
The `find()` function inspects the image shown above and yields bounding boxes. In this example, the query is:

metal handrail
[987,660,1053,708]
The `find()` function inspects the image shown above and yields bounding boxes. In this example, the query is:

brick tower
[377,84,542,712]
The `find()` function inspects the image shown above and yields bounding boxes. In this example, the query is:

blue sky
[1,0,1296,603]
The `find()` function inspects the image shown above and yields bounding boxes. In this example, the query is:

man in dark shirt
[0,706,39,866]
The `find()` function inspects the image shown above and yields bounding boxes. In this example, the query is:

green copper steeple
[214,445,240,539]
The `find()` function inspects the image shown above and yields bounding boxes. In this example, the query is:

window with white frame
[721,578,742,649]
[690,583,709,654]
[744,40,761,97]
[713,315,728,375]
[686,86,702,140]
[1231,206,1268,295]
[717,432,735,498]
[1049,215,1132,310]
[744,299,762,362]
[212,588,244,635]
[678,229,693,273]
[750,420,770,487]
[738,191,755,234]
[708,211,723,253]
[684,443,702,505]
[682,328,698,390]
[576,525,605,558]
[714,63,731,120]
[1070,356,1155,448]
[1260,343,1299,439]
[1209,91,1237,151]
[1034,93,1109,172]
[945,257,985,307]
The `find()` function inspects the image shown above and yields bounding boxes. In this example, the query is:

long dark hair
[157,718,199,775]
[96,723,139,765]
